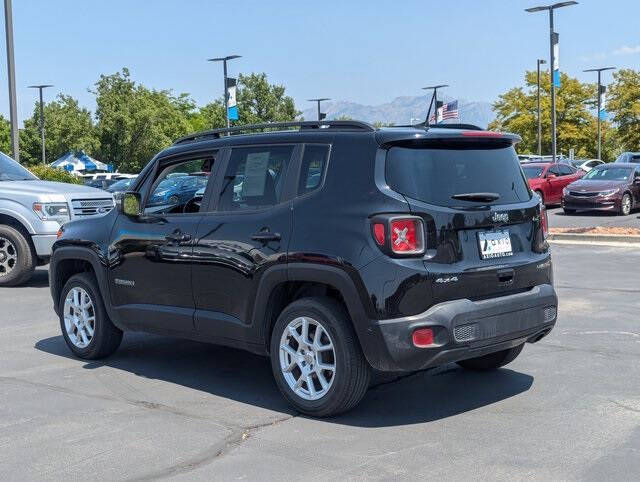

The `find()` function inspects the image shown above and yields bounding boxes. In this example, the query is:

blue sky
[1,0,639,123]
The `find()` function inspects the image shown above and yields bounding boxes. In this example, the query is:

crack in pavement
[129,414,297,481]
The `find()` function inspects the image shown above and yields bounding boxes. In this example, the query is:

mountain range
[300,95,495,128]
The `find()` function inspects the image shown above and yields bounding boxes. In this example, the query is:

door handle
[165,231,192,243]
[251,230,281,242]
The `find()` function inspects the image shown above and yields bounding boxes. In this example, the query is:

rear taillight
[371,216,425,256]
[390,218,424,254]
[541,205,549,239]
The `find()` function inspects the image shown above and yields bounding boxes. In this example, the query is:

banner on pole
[599,85,607,120]
[552,32,560,88]
[226,77,238,120]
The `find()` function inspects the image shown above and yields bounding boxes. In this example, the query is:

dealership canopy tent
[50,150,111,173]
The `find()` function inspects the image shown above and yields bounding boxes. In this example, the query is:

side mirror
[546,174,556,179]
[120,191,142,216]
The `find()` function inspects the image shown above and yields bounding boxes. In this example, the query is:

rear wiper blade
[451,192,501,202]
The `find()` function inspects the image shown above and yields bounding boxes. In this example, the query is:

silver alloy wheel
[63,287,96,349]
[0,236,17,277]
[622,194,631,215]
[279,316,336,401]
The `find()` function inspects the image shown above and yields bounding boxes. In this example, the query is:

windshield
[569,160,584,167]
[107,178,134,192]
[583,167,632,181]
[523,166,544,179]
[0,152,37,181]
[386,144,531,207]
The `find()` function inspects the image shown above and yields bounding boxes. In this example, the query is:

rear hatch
[384,136,550,304]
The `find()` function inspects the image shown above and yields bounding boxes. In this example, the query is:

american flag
[429,100,459,123]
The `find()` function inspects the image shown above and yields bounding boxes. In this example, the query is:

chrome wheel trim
[279,316,336,401]
[622,194,631,215]
[0,236,17,277]
[63,287,96,349]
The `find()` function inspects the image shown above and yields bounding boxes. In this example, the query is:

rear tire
[270,297,370,417]
[456,344,524,371]
[59,272,123,359]
[0,224,35,287]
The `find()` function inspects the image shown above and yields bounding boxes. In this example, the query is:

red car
[522,162,584,205]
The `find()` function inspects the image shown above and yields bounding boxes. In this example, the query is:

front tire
[59,273,123,359]
[270,297,370,417]
[620,193,632,216]
[0,224,35,286]
[456,344,524,371]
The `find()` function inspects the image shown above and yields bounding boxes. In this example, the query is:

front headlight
[600,189,618,197]
[33,202,70,224]
[563,187,569,196]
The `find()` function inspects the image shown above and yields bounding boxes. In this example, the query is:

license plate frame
[478,230,513,259]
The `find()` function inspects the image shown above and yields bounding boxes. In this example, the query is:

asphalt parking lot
[547,205,640,229]
[1,244,639,480]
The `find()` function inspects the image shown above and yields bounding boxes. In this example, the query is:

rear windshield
[523,166,544,179]
[386,145,531,207]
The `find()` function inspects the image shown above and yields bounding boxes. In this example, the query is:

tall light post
[537,59,546,155]
[4,0,19,161]
[422,84,448,125]
[583,67,615,160]
[307,98,330,121]
[207,55,241,129]
[28,84,53,164]
[526,2,578,162]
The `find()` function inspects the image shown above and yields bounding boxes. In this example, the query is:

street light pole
[28,85,53,165]
[4,0,19,161]
[583,66,615,160]
[307,98,330,121]
[207,55,241,130]
[537,59,546,155]
[526,2,578,162]
[422,84,449,125]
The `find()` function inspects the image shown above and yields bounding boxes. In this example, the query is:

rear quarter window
[385,144,531,207]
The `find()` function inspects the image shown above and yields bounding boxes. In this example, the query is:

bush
[29,165,82,184]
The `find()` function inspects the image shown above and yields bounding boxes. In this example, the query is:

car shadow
[35,334,533,427]
[553,210,618,217]
[14,268,49,288]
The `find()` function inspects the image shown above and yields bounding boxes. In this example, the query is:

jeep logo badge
[491,212,509,223]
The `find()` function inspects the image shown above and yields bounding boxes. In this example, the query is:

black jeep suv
[50,120,557,417]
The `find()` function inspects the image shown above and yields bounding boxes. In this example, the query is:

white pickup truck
[0,153,114,286]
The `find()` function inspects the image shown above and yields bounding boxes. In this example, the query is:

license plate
[478,230,513,259]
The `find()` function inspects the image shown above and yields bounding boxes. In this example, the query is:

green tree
[489,71,614,160]
[606,69,640,153]
[93,68,194,173]
[0,114,11,155]
[19,95,98,166]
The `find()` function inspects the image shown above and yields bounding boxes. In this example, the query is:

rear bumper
[363,284,557,371]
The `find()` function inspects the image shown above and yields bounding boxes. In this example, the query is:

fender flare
[252,262,375,354]
[0,204,38,234]
[49,246,116,323]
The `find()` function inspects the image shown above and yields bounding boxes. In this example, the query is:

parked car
[106,177,138,200]
[522,162,583,205]
[614,152,640,164]
[82,173,136,182]
[562,163,640,215]
[84,178,118,190]
[49,121,556,417]
[0,152,114,286]
[567,159,604,172]
[145,174,209,212]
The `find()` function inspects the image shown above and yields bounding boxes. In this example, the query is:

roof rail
[427,123,484,131]
[173,120,376,145]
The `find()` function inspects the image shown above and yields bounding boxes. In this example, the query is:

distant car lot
[547,205,640,229]
[1,244,639,480]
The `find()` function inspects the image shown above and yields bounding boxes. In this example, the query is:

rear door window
[559,165,574,176]
[298,144,330,195]
[385,144,531,207]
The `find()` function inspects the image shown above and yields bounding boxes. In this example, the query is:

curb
[548,232,640,244]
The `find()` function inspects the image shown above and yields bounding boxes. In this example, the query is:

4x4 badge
[492,212,509,223]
